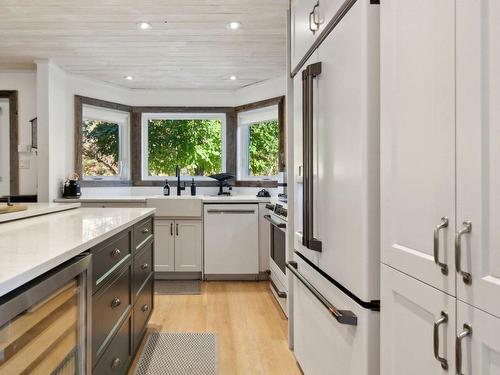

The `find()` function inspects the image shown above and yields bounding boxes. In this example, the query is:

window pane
[82,120,120,177]
[248,120,279,176]
[147,119,222,176]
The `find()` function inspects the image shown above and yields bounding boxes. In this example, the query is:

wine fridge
[0,253,91,375]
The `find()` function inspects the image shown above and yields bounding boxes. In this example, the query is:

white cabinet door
[456,0,500,319]
[457,300,500,375]
[290,0,319,70]
[380,0,456,295]
[175,220,202,272]
[318,0,350,28]
[313,0,380,302]
[381,264,456,375]
[154,220,175,272]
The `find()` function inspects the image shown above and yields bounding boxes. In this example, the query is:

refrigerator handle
[287,261,357,325]
[302,62,323,252]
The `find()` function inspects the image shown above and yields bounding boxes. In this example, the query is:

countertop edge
[0,208,155,298]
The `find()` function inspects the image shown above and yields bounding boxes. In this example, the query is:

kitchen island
[0,206,155,374]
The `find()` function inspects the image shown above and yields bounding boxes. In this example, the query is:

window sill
[235,180,278,188]
[80,180,132,187]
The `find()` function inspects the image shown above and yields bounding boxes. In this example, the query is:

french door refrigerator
[289,0,380,374]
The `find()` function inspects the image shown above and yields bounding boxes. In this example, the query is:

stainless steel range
[264,202,288,315]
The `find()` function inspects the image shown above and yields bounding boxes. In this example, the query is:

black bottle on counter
[190,178,197,196]
[163,179,170,196]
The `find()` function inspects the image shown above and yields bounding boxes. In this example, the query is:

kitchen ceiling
[0,0,287,89]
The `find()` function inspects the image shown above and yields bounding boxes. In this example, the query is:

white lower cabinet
[154,219,202,273]
[382,264,500,374]
[381,264,456,374]
[174,220,202,272]
[457,300,500,375]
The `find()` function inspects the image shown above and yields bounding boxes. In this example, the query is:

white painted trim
[141,112,226,180]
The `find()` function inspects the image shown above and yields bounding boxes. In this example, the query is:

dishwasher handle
[206,209,256,214]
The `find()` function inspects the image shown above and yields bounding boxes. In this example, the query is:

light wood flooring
[129,281,301,375]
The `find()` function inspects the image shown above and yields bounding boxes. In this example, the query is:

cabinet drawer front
[133,243,153,297]
[92,231,131,290]
[93,265,131,363]
[133,276,153,351]
[93,316,131,375]
[134,217,153,252]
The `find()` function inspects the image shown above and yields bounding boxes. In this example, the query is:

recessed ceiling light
[229,75,237,81]
[137,21,152,30]
[226,21,241,30]
[125,75,134,81]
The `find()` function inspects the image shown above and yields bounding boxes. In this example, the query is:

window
[237,105,279,180]
[141,113,226,180]
[81,104,130,180]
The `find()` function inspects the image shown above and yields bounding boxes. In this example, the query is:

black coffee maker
[63,174,81,198]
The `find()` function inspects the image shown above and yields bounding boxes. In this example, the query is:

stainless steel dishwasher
[203,203,259,279]
[0,253,92,374]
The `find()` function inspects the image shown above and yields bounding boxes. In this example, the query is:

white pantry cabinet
[381,264,456,375]
[154,219,202,273]
[457,300,500,375]
[456,0,500,319]
[380,0,456,295]
[290,0,320,70]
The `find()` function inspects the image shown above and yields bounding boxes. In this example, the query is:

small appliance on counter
[63,174,81,198]
[208,173,234,196]
[257,189,271,198]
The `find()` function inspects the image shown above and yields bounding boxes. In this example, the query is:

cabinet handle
[142,304,149,312]
[455,221,472,284]
[111,248,121,258]
[456,324,472,375]
[111,297,121,309]
[141,263,149,271]
[176,223,179,236]
[170,222,173,236]
[111,357,121,370]
[433,311,449,370]
[308,1,320,33]
[433,217,449,274]
[142,227,150,234]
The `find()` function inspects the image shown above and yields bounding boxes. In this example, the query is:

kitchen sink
[146,196,202,218]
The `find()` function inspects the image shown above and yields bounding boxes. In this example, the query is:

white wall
[234,76,287,106]
[0,71,37,195]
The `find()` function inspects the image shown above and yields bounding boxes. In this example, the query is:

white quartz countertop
[0,202,81,223]
[54,194,271,204]
[0,207,155,297]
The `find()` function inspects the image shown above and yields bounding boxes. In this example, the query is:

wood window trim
[74,96,284,189]
[131,106,236,187]
[0,91,19,195]
[234,95,285,188]
[74,95,133,187]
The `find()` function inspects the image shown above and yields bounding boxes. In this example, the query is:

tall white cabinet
[381,1,500,374]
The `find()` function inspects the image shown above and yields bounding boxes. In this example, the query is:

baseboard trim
[154,271,202,280]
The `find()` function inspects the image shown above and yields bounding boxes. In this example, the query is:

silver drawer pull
[141,263,149,271]
[206,209,255,214]
[456,324,472,375]
[142,227,150,234]
[286,261,357,325]
[111,297,121,309]
[142,304,150,312]
[111,248,121,258]
[455,221,472,284]
[433,311,449,370]
[111,357,121,370]
[433,217,449,275]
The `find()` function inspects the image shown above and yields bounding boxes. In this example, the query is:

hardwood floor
[129,281,301,375]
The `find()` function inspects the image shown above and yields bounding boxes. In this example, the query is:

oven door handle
[264,215,287,229]
[287,261,358,326]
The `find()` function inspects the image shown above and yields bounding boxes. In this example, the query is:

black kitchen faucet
[176,166,186,196]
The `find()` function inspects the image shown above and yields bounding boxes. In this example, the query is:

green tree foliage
[248,120,279,176]
[82,120,119,176]
[147,119,222,176]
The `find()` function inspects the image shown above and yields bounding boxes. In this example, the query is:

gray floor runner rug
[134,332,218,375]
[154,280,201,295]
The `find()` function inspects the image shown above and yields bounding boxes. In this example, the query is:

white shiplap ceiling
[0,0,287,89]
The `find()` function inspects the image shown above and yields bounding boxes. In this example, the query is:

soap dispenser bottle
[163,179,170,196]
[190,178,197,196]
